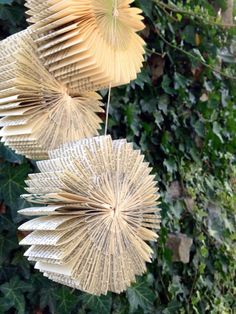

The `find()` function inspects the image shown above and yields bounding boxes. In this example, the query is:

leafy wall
[0,0,235,313]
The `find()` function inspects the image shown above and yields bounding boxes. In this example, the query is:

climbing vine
[0,0,235,313]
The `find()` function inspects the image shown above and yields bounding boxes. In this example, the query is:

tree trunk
[222,0,234,26]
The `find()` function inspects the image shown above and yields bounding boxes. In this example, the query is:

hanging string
[104,83,112,136]
[104,0,118,136]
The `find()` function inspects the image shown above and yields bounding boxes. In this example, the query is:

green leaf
[212,122,224,143]
[192,48,206,62]
[138,0,153,18]
[214,0,227,10]
[182,25,196,45]
[176,13,183,21]
[124,103,141,136]
[132,71,151,89]
[0,276,31,314]
[140,98,157,113]
[161,75,175,95]
[0,297,12,313]
[37,278,57,313]
[174,73,189,89]
[54,286,78,314]
[0,162,31,218]
[0,216,18,265]
[0,143,24,164]
[158,95,170,115]
[112,295,129,314]
[0,214,16,232]
[193,120,205,137]
[12,252,31,279]
[0,5,25,26]
[0,233,18,265]
[126,278,156,313]
[219,51,236,64]
[81,292,112,314]
[0,0,14,4]
[163,300,182,314]
[154,110,164,129]
[163,159,177,174]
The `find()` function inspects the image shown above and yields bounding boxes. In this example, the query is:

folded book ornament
[25,0,145,92]
[0,29,103,159]
[18,136,161,295]
[0,0,161,296]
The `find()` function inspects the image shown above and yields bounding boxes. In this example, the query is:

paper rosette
[0,29,104,160]
[25,0,145,92]
[18,136,161,295]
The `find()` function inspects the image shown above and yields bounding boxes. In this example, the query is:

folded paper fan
[0,29,104,160]
[25,0,145,92]
[18,135,161,295]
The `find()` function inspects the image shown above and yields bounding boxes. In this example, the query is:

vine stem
[105,83,112,136]
[145,29,236,81]
[188,266,199,304]
[153,0,235,28]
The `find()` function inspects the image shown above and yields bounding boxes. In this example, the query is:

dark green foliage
[0,1,235,313]
[0,0,26,38]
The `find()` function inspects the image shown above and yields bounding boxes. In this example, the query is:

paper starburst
[18,136,160,295]
[0,30,103,159]
[25,0,146,92]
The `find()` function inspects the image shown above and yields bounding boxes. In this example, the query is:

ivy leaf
[0,216,18,265]
[0,5,25,26]
[126,278,156,313]
[0,162,30,218]
[0,143,24,164]
[0,233,18,265]
[0,214,16,232]
[81,292,112,314]
[158,95,170,115]
[182,25,196,45]
[137,0,153,19]
[140,98,157,114]
[54,286,78,314]
[214,0,227,10]
[154,111,164,129]
[192,48,206,62]
[174,73,189,89]
[33,275,57,313]
[161,75,175,95]
[132,71,151,89]
[219,49,236,64]
[213,122,224,143]
[0,0,14,4]
[112,295,129,314]
[0,276,31,314]
[163,159,177,174]
[125,103,141,136]
[193,120,205,137]
[163,300,182,313]
[0,297,11,312]
[12,252,31,279]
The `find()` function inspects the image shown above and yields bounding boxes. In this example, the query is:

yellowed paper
[25,0,145,92]
[0,29,104,160]
[19,136,161,295]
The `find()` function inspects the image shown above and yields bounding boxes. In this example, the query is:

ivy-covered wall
[0,1,235,313]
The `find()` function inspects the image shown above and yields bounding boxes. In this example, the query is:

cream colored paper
[25,0,145,92]
[19,136,161,295]
[0,29,104,159]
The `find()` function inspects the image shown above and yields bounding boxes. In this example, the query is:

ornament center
[112,8,119,17]
[111,205,119,217]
